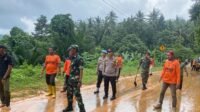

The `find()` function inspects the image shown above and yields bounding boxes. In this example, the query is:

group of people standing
[0,43,191,112]
[41,45,86,112]
[94,49,123,100]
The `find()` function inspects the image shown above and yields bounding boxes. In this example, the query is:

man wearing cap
[63,44,86,112]
[154,51,180,110]
[94,50,107,94]
[0,45,13,109]
[138,52,151,90]
[103,49,117,100]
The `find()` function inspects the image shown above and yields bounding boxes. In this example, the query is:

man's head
[68,44,79,56]
[101,50,107,57]
[167,50,174,60]
[48,47,54,55]
[107,49,113,57]
[0,45,6,56]
[145,51,150,58]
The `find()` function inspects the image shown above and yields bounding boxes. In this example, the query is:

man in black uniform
[0,45,13,110]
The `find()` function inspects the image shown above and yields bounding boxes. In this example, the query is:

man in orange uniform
[61,51,72,93]
[154,51,180,110]
[116,54,123,81]
[41,47,61,98]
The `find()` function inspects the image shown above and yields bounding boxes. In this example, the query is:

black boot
[142,83,147,90]
[63,102,73,112]
[103,95,108,99]
[110,96,116,100]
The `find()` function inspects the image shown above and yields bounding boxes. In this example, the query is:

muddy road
[1,70,200,112]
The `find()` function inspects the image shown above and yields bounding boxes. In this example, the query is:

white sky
[0,0,194,35]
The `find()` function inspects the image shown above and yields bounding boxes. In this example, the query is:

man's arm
[3,65,12,80]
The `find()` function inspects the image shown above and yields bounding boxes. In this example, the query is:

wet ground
[1,70,200,112]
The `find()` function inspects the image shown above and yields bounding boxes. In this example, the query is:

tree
[33,15,49,38]
[50,14,75,57]
[189,1,200,22]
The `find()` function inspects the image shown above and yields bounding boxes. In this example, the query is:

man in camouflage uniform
[63,45,86,112]
[138,52,151,90]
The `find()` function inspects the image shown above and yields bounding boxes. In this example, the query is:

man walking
[116,54,123,81]
[0,45,13,110]
[138,52,151,90]
[154,51,180,110]
[103,49,117,100]
[63,45,86,112]
[41,47,61,98]
[94,50,107,94]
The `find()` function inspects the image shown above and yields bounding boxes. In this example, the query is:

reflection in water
[44,98,55,112]
[96,94,101,108]
[110,100,117,112]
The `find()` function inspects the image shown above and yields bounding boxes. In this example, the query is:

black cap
[0,45,6,49]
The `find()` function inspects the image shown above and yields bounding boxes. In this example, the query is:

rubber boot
[46,85,52,96]
[52,86,56,98]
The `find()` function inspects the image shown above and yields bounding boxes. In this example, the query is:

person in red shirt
[41,47,61,98]
[61,49,72,93]
[154,51,180,110]
[116,54,123,81]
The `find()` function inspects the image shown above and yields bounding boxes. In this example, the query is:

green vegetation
[10,61,162,98]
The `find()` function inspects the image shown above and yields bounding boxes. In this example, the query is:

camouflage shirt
[140,57,151,73]
[69,55,84,83]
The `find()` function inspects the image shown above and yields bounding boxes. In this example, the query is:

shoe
[154,103,162,109]
[142,84,147,90]
[103,95,108,99]
[52,86,56,98]
[94,90,99,94]
[46,85,53,96]
[110,96,116,100]
[63,103,73,112]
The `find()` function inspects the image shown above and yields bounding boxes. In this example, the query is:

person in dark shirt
[0,45,13,109]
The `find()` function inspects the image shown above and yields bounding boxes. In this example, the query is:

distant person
[149,56,155,76]
[191,59,197,71]
[154,51,180,110]
[41,47,61,98]
[103,49,117,100]
[138,52,151,90]
[61,49,72,93]
[179,60,189,90]
[94,50,107,94]
[0,45,13,110]
[116,54,123,81]
[63,45,85,112]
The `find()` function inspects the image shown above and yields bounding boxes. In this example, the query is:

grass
[10,62,162,99]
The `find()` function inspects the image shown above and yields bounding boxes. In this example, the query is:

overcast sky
[0,0,194,35]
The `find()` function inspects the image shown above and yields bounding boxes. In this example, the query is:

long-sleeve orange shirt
[63,59,71,76]
[161,59,180,84]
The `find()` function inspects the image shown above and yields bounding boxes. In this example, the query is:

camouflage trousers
[141,71,149,85]
[67,81,85,110]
